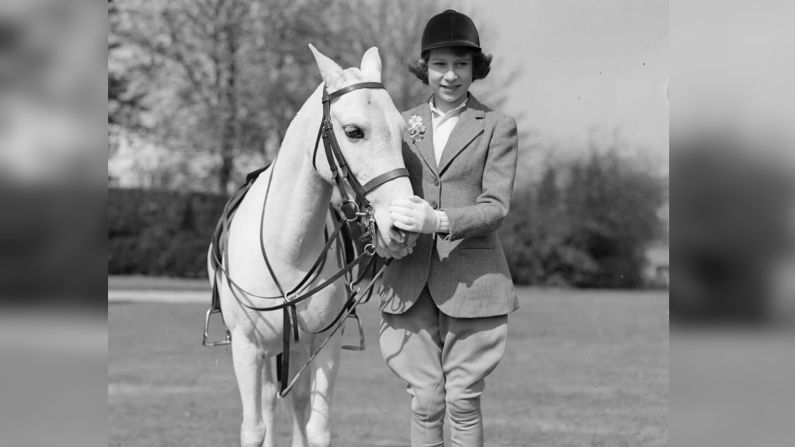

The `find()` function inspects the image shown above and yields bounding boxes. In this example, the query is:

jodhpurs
[379,288,508,447]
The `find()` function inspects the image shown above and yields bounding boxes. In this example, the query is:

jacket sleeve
[443,115,518,240]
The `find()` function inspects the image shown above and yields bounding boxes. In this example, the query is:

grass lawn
[108,275,211,291]
[108,286,668,446]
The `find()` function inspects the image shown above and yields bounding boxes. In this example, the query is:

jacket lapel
[409,103,438,175]
[437,97,486,175]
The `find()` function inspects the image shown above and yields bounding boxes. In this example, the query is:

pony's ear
[360,46,382,82]
[309,43,344,90]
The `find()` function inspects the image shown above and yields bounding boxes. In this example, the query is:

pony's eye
[344,126,365,139]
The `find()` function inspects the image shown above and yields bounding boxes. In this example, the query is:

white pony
[208,45,415,447]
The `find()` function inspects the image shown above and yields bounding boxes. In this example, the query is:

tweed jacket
[379,94,519,318]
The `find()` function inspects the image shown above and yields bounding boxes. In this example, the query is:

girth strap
[276,301,299,392]
[279,307,290,390]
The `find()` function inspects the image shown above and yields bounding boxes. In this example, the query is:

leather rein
[210,81,408,397]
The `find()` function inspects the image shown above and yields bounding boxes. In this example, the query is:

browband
[324,82,385,102]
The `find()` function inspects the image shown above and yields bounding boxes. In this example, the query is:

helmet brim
[421,40,481,54]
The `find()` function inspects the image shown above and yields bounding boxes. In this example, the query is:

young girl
[379,9,519,447]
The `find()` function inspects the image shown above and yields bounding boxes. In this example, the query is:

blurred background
[105,1,670,446]
[105,1,671,446]
[0,1,106,447]
[671,1,795,446]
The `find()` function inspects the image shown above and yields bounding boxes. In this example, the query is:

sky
[458,0,668,168]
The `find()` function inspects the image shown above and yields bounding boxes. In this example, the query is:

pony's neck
[263,84,333,268]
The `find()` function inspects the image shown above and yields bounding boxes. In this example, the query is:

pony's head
[309,45,417,258]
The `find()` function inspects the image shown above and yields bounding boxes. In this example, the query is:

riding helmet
[420,9,481,54]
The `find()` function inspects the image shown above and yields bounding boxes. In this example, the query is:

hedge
[108,188,373,279]
[110,148,665,288]
[108,188,227,278]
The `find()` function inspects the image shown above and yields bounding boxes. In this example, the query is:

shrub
[500,150,665,288]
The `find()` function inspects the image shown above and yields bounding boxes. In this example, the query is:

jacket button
[433,178,440,186]
[431,201,438,209]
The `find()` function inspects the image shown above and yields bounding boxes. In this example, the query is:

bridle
[314,81,409,235]
[206,81,409,397]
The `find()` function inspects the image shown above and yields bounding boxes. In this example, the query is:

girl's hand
[390,196,439,234]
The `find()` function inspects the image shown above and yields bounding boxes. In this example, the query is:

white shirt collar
[429,96,468,118]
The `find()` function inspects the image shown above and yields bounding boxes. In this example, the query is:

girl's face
[427,48,473,112]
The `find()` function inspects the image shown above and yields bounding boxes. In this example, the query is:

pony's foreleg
[260,357,278,447]
[231,336,269,447]
[306,331,342,447]
[286,346,312,447]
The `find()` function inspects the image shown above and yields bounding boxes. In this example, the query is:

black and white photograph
[3,1,795,446]
[107,1,668,446]
[108,0,669,447]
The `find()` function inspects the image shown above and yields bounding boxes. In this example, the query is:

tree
[113,0,256,193]
[110,0,522,193]
[109,0,150,161]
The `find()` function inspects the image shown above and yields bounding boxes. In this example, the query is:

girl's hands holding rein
[390,196,440,234]
[375,225,417,259]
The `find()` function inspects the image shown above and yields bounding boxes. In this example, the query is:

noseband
[313,82,409,230]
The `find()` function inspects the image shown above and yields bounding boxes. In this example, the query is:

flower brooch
[407,114,426,143]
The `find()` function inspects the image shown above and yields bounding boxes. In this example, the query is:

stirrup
[341,311,365,351]
[202,308,231,347]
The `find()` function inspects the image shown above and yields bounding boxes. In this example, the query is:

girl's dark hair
[408,47,492,85]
